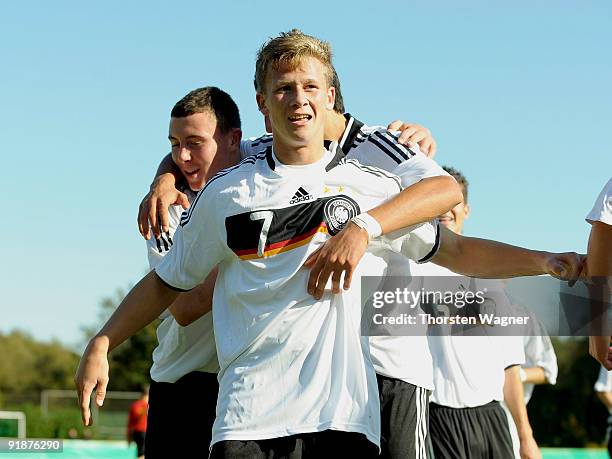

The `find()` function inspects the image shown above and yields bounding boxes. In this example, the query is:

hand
[303,222,369,300]
[74,337,110,426]
[519,434,541,459]
[589,336,612,370]
[387,120,437,158]
[138,173,190,240]
[543,252,586,285]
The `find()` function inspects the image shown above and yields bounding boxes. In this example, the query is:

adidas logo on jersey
[290,187,313,204]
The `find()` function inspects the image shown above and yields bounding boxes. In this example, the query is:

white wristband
[350,213,382,240]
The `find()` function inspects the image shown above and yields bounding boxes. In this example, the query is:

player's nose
[177,147,191,163]
[291,87,308,107]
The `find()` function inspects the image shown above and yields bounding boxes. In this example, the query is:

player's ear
[326,86,335,111]
[229,128,242,148]
[256,93,269,116]
[463,203,471,219]
[264,115,272,134]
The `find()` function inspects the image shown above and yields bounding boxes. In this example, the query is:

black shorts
[132,430,145,456]
[145,371,219,459]
[429,401,514,459]
[606,414,612,457]
[210,430,378,459]
[377,374,430,459]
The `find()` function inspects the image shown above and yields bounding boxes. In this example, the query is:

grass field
[0,442,607,458]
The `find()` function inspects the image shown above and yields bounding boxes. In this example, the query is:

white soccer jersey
[586,177,612,226]
[413,262,526,408]
[521,319,558,403]
[146,186,219,383]
[155,144,439,448]
[595,365,612,393]
[241,113,450,390]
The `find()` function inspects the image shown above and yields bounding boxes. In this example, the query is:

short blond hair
[255,29,334,94]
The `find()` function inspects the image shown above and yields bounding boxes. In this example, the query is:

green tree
[0,331,79,397]
[528,337,607,447]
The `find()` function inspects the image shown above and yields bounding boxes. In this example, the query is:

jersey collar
[264,142,344,172]
[338,113,365,155]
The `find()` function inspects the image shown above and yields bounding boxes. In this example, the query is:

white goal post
[0,411,26,439]
[40,389,141,417]
[40,389,141,438]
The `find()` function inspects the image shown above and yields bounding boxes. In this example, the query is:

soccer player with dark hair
[137,86,242,458]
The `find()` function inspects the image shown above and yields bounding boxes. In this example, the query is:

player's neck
[324,111,347,142]
[272,135,326,166]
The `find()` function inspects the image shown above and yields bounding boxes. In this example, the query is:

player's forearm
[169,267,218,326]
[586,223,612,336]
[587,222,612,277]
[92,271,179,352]
[152,153,182,187]
[523,366,548,385]
[504,366,533,439]
[434,227,550,278]
[368,175,461,234]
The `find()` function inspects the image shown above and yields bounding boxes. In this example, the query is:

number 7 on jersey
[250,211,274,257]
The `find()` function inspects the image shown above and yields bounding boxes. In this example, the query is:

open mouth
[288,114,312,123]
[184,169,200,178]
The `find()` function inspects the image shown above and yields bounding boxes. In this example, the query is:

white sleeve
[595,365,612,392]
[524,329,558,385]
[350,128,450,187]
[239,139,252,159]
[390,144,451,188]
[155,190,227,291]
[501,335,526,368]
[145,204,184,270]
[147,236,164,270]
[586,177,612,226]
[376,220,441,263]
[239,134,272,160]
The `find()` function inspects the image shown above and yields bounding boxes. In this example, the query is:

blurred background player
[127,385,148,459]
[419,166,541,459]
[503,318,558,459]
[586,177,612,369]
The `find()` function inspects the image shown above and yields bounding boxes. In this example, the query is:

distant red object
[127,399,148,433]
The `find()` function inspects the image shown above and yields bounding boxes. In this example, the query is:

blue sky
[1,1,610,348]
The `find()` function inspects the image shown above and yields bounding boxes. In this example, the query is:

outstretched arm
[432,225,584,280]
[75,271,179,426]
